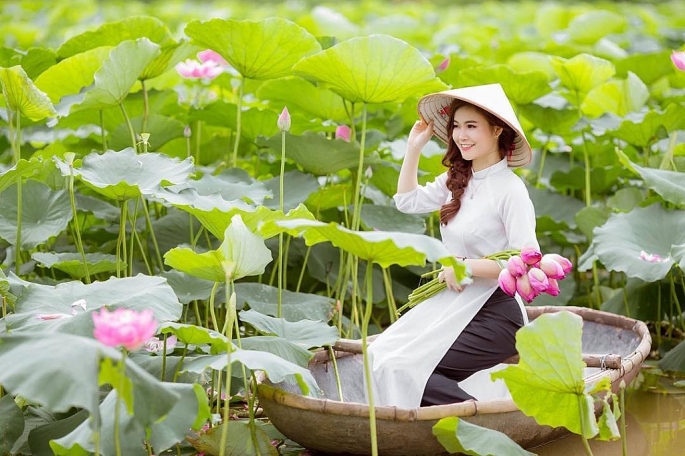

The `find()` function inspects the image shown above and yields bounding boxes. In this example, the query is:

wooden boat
[256,306,651,455]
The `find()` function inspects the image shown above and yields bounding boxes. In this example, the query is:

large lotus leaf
[109,114,185,150]
[34,47,111,103]
[658,339,685,374]
[617,150,685,206]
[31,252,123,279]
[140,41,198,81]
[186,419,278,456]
[581,72,649,118]
[261,170,320,211]
[188,102,280,142]
[240,309,338,348]
[360,204,426,234]
[160,270,215,305]
[75,193,120,222]
[0,157,43,194]
[507,52,556,81]
[188,169,271,206]
[185,17,321,80]
[0,394,24,454]
[615,50,676,85]
[0,180,70,250]
[7,274,182,332]
[56,16,174,59]
[606,187,645,213]
[0,46,56,80]
[159,322,229,354]
[257,132,361,176]
[0,269,17,309]
[235,282,333,323]
[268,218,464,271]
[27,410,89,456]
[589,204,685,282]
[528,186,584,230]
[51,383,209,456]
[455,65,551,105]
[293,34,446,104]
[163,248,226,283]
[0,65,57,120]
[239,336,313,368]
[78,148,194,201]
[567,10,627,45]
[550,54,615,97]
[305,183,354,212]
[256,76,349,123]
[77,38,160,111]
[611,104,685,147]
[550,165,622,195]
[433,417,535,456]
[518,103,580,134]
[181,346,319,396]
[600,278,661,321]
[574,206,611,243]
[492,312,598,438]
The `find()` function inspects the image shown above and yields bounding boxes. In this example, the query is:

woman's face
[451,105,503,171]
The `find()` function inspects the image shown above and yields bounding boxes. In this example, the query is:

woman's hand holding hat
[407,119,434,153]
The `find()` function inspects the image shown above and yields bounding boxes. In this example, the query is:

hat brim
[417,83,532,168]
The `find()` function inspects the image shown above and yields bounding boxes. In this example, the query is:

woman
[368,83,538,408]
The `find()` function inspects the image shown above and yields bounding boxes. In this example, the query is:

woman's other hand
[407,119,434,153]
[438,266,463,292]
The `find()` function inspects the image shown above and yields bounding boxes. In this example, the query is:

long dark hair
[439,99,517,225]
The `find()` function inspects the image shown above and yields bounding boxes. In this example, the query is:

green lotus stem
[161,334,168,381]
[578,397,595,456]
[67,164,90,283]
[536,136,551,188]
[296,245,312,293]
[195,120,202,166]
[114,350,128,456]
[128,199,140,276]
[208,281,220,332]
[620,381,627,456]
[361,260,379,456]
[172,343,188,383]
[141,80,149,134]
[656,284,662,351]
[119,103,138,152]
[192,300,202,326]
[382,268,397,324]
[277,127,287,317]
[328,345,344,402]
[232,312,262,455]
[141,198,164,272]
[8,111,23,274]
[116,200,128,278]
[132,226,153,276]
[99,110,107,152]
[659,132,678,171]
[669,274,685,332]
[231,77,245,168]
[351,103,368,232]
[219,284,237,456]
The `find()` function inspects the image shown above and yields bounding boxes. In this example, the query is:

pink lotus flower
[335,125,352,142]
[93,308,158,351]
[37,313,71,320]
[197,50,228,66]
[527,267,549,293]
[545,253,573,275]
[498,268,517,296]
[437,57,450,73]
[520,246,542,265]
[516,273,537,303]
[277,107,291,132]
[506,255,527,277]
[145,335,178,353]
[671,51,685,71]
[545,278,560,296]
[175,59,224,80]
[639,250,667,263]
[539,255,566,280]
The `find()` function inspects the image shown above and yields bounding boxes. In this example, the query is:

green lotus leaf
[0,47,56,81]
[184,17,321,80]
[26,410,89,455]
[0,394,24,455]
[606,187,646,213]
[658,339,685,374]
[256,76,349,123]
[77,38,161,111]
[191,168,271,205]
[0,157,43,194]
[528,186,584,230]
[433,417,535,456]
[492,311,599,438]
[600,278,659,321]
[159,270,215,305]
[56,16,174,59]
[617,150,685,206]
[581,72,649,118]
[78,148,194,201]
[188,101,280,141]
[588,204,685,282]
[240,309,338,348]
[305,183,354,212]
[140,41,198,81]
[0,65,57,120]
[261,170,320,211]
[164,247,226,283]
[455,65,551,105]
[567,10,627,45]
[34,47,111,103]
[0,180,70,250]
[239,336,313,368]
[0,269,17,309]
[235,282,333,323]
[109,114,185,150]
[31,252,123,279]
[360,204,426,234]
[186,417,278,456]
[611,104,685,147]
[293,34,446,104]
[159,322,229,354]
[518,103,580,134]
[550,53,615,97]
[507,52,556,81]
[550,165,622,195]
[615,50,676,85]
[574,206,611,243]
[269,218,464,272]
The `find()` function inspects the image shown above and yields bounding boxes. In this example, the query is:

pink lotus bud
[183,125,192,138]
[671,50,685,71]
[545,253,573,275]
[197,50,228,66]
[506,255,527,277]
[437,57,450,73]
[545,278,560,296]
[527,267,549,293]
[539,255,565,279]
[93,308,158,351]
[277,107,291,132]
[516,274,537,303]
[520,246,542,265]
[498,269,517,297]
[335,125,352,142]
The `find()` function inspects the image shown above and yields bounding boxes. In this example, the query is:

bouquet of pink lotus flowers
[397,246,572,315]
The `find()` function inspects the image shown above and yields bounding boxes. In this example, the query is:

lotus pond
[1,0,684,455]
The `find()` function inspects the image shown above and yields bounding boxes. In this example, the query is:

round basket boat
[256,306,652,456]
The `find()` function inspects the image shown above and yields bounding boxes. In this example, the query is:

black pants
[420,288,524,406]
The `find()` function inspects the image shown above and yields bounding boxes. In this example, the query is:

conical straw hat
[417,83,532,168]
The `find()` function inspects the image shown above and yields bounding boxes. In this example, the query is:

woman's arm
[397,120,434,193]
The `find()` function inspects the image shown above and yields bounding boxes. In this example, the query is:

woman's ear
[494,126,503,138]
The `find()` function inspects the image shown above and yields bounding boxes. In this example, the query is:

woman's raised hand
[407,119,434,152]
